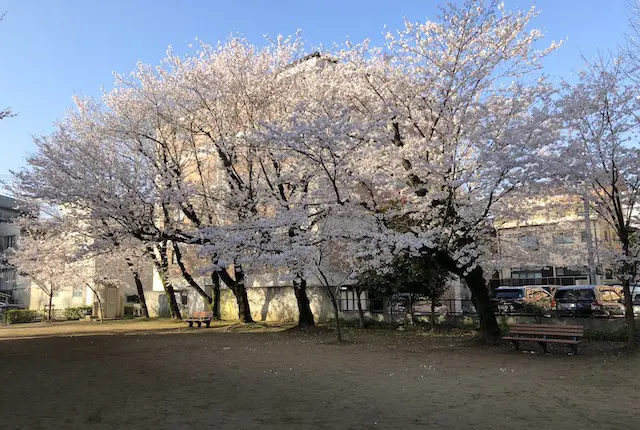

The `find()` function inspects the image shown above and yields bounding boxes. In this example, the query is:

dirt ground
[0,321,638,429]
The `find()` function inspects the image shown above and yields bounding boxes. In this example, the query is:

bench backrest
[191,311,214,319]
[509,323,584,338]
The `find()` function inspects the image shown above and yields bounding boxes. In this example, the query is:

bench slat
[509,329,583,333]
[503,336,580,345]
[510,324,583,331]
[510,329,583,336]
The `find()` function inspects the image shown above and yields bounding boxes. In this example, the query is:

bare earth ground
[1,321,639,429]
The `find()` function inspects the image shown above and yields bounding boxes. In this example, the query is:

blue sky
[0,0,631,185]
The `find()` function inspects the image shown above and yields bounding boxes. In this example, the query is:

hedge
[5,309,42,324]
[63,306,93,320]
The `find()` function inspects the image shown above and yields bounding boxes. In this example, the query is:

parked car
[390,294,449,316]
[554,285,625,317]
[490,286,553,315]
[0,303,26,321]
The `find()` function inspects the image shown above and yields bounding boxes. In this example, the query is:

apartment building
[490,195,619,288]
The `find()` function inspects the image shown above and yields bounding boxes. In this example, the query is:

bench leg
[205,321,211,328]
[511,340,520,350]
[538,342,548,354]
[197,321,202,328]
[571,344,578,355]
[188,321,193,328]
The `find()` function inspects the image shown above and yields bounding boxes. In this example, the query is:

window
[519,235,538,250]
[528,290,550,302]
[491,289,523,300]
[555,267,587,277]
[0,235,16,251]
[72,286,83,298]
[604,230,610,242]
[180,290,188,306]
[340,288,366,311]
[126,294,140,303]
[600,289,622,302]
[368,293,384,313]
[555,289,595,301]
[511,270,542,280]
[553,234,574,245]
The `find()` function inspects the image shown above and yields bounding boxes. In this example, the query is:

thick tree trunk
[324,285,342,342]
[131,270,149,318]
[172,242,213,308]
[622,280,637,350]
[355,288,365,329]
[464,266,501,344]
[210,271,221,320]
[153,243,182,320]
[435,251,500,344]
[218,265,253,323]
[293,278,315,327]
[125,259,148,318]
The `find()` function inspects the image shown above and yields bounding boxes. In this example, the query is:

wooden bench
[503,323,584,354]
[185,311,214,328]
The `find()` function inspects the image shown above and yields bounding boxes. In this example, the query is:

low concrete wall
[220,286,336,323]
[143,288,212,318]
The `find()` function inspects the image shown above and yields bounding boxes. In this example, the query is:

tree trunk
[218,265,253,323]
[464,267,501,344]
[172,242,213,307]
[95,289,104,323]
[125,259,148,318]
[131,270,149,318]
[325,286,342,341]
[435,251,500,344]
[622,280,637,350]
[430,295,436,332]
[355,287,365,329]
[335,306,342,342]
[293,278,315,327]
[407,293,415,326]
[153,243,182,320]
[48,289,53,321]
[210,271,221,320]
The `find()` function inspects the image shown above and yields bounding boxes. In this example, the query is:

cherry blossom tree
[11,99,184,319]
[560,53,640,348]
[263,1,561,343]
[7,216,69,320]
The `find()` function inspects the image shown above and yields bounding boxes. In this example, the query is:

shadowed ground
[0,322,638,429]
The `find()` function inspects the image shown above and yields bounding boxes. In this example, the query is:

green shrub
[5,309,42,324]
[124,305,134,318]
[584,326,629,342]
[63,306,93,320]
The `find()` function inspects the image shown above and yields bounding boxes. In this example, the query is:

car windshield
[491,289,523,299]
[555,289,595,300]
